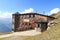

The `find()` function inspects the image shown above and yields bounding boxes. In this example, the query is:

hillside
[51,12,60,19]
[25,12,60,40]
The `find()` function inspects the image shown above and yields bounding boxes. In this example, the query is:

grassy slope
[0,36,29,40]
[25,13,60,40]
[51,12,60,19]
[25,23,60,40]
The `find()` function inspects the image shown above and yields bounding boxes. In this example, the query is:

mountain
[51,12,60,19]
[0,18,12,32]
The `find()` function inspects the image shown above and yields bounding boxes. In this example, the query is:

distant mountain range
[0,18,12,32]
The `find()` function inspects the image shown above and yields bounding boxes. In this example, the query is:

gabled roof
[21,13,55,19]
[13,12,55,19]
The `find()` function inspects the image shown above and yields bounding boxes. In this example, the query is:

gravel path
[13,30,41,36]
[0,30,41,40]
[2,36,28,40]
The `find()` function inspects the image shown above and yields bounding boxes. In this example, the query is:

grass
[25,22,60,40]
[0,36,29,40]
[0,32,12,36]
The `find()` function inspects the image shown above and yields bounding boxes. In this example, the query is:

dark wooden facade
[12,12,55,32]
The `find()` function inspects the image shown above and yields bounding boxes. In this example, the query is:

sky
[0,0,60,18]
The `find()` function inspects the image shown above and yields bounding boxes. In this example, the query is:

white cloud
[0,11,13,18]
[49,8,60,15]
[0,8,34,18]
[0,8,60,18]
[20,8,34,13]
[0,11,1,13]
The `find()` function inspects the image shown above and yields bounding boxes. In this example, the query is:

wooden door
[41,22,47,32]
[31,23,36,29]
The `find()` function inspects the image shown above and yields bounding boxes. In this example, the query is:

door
[41,22,47,32]
[31,23,36,29]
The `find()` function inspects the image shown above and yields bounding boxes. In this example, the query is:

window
[25,23,27,25]
[20,23,23,25]
[31,15,33,18]
[26,15,29,18]
[12,18,14,23]
[24,22,31,26]
[20,15,23,18]
[29,15,31,18]
[38,24,40,27]
[22,15,29,18]
[33,15,35,17]
[28,23,31,28]
[23,15,25,18]
[29,23,31,25]
[25,15,28,18]
[29,15,35,18]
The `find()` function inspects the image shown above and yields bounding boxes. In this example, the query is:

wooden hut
[12,12,55,32]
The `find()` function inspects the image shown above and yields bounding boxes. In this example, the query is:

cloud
[20,8,34,13]
[0,8,60,18]
[49,8,60,15]
[0,11,13,18]
[0,8,34,18]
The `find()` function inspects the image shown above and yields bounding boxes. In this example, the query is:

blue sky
[0,0,60,18]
